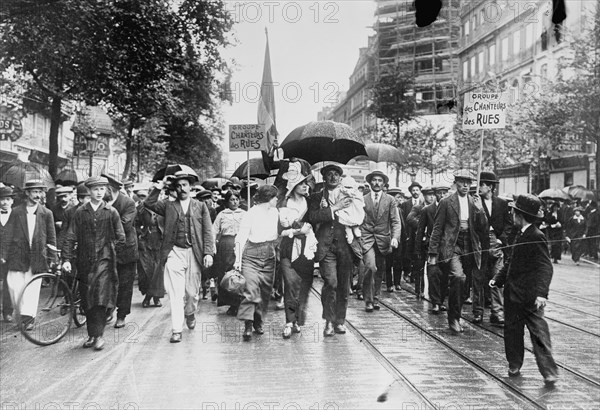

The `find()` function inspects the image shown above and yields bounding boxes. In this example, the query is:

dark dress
[566,215,586,263]
[213,208,245,307]
[544,211,563,261]
[135,204,165,298]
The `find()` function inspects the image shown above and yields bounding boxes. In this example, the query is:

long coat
[414,202,438,255]
[428,193,488,269]
[360,192,401,255]
[6,204,57,274]
[493,224,553,305]
[62,202,126,309]
[144,189,215,271]
[112,192,139,264]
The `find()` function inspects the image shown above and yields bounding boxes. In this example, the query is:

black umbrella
[231,158,270,180]
[55,168,79,185]
[280,121,367,165]
[0,160,55,189]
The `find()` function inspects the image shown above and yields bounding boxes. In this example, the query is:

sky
[220,0,377,173]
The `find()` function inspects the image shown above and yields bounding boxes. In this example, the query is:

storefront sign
[0,106,23,141]
[73,133,110,157]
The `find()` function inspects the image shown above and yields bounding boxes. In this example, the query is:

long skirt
[237,240,277,322]
[281,256,314,326]
[570,236,584,263]
[215,235,241,307]
[138,237,161,296]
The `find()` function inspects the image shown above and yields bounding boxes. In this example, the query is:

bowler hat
[407,181,422,190]
[479,171,499,184]
[76,184,91,197]
[320,164,343,177]
[24,179,47,191]
[433,184,451,192]
[55,186,73,197]
[510,194,543,218]
[366,170,389,185]
[453,169,476,181]
[85,176,109,188]
[421,186,434,195]
[100,174,123,189]
[0,186,15,198]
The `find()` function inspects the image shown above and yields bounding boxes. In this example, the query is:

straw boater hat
[23,179,47,191]
[172,170,198,184]
[387,187,402,196]
[453,169,476,181]
[84,176,109,188]
[510,194,544,218]
[421,186,434,195]
[365,170,389,185]
[55,186,73,197]
[282,161,310,195]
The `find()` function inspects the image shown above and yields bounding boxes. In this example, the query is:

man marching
[361,170,401,312]
[144,171,215,343]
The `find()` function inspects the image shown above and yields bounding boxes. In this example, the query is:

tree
[403,120,453,185]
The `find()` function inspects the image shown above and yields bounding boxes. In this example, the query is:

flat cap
[85,176,109,188]
[453,169,476,180]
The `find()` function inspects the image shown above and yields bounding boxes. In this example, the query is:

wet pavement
[0,256,598,409]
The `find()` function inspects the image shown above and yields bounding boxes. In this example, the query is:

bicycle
[17,245,87,346]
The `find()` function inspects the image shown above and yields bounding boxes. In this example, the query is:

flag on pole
[258,28,278,153]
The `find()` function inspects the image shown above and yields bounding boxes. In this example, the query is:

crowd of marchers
[1,161,598,387]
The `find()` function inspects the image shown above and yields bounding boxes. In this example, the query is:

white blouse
[234,203,279,257]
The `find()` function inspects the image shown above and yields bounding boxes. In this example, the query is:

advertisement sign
[0,106,23,142]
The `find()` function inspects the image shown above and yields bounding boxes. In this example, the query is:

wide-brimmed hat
[55,186,73,197]
[0,186,15,198]
[366,170,389,185]
[100,174,123,190]
[283,161,310,195]
[479,171,499,184]
[172,170,198,184]
[433,184,451,192]
[122,179,134,188]
[510,194,543,218]
[387,187,402,196]
[421,186,434,195]
[85,176,109,188]
[454,169,476,181]
[320,164,343,177]
[407,181,422,190]
[24,179,47,191]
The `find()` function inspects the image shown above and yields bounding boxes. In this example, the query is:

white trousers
[7,269,41,319]
[163,246,201,333]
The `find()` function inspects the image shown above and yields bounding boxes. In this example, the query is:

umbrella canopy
[354,143,407,164]
[539,188,569,200]
[55,168,79,185]
[232,158,270,180]
[201,178,230,190]
[152,164,198,182]
[280,120,367,165]
[0,161,55,189]
[562,185,596,201]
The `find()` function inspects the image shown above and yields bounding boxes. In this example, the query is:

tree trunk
[595,135,600,194]
[48,96,62,179]
[395,166,400,187]
[122,119,135,180]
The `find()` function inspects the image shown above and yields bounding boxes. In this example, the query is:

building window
[501,37,509,61]
[463,20,470,37]
[525,24,533,48]
[478,51,485,74]
[489,44,496,67]
[564,172,574,187]
[463,60,469,81]
[513,30,521,55]
[470,56,476,80]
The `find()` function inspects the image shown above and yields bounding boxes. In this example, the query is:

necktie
[0,211,7,214]
[374,192,379,208]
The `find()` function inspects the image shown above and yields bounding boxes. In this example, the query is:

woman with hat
[565,207,586,265]
[234,185,280,341]
[212,190,246,315]
[277,161,317,339]
[544,202,564,264]
[62,176,126,350]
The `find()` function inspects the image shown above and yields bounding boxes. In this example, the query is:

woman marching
[277,162,317,339]
[213,191,246,315]
[234,185,280,341]
[545,202,564,264]
[565,206,586,265]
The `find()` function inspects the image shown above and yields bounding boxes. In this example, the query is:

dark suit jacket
[428,193,488,269]
[415,202,437,255]
[6,204,57,273]
[308,189,354,262]
[144,188,215,268]
[493,224,553,305]
[401,198,421,254]
[0,210,15,268]
[481,196,512,246]
[360,192,401,255]
[112,192,139,264]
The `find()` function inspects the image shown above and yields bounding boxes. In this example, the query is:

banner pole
[476,129,485,196]
[247,151,251,206]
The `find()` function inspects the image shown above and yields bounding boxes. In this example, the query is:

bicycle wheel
[70,278,87,328]
[18,274,73,346]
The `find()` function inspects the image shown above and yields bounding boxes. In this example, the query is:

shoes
[387,286,394,293]
[449,320,463,334]
[83,337,95,348]
[473,314,483,324]
[114,318,125,328]
[201,288,208,300]
[439,305,447,312]
[373,301,381,310]
[334,324,347,334]
[356,292,364,301]
[170,332,182,343]
[464,297,472,305]
[253,321,264,335]
[243,321,253,341]
[365,302,374,312]
[226,306,238,316]
[508,367,521,377]
[490,315,505,326]
[94,336,105,350]
[431,304,440,314]
[142,296,151,308]
[575,262,580,266]
[282,324,292,339]
[153,298,162,307]
[395,285,402,291]
[544,375,558,386]
[292,323,301,333]
[275,297,285,310]
[323,321,334,337]
[186,314,196,330]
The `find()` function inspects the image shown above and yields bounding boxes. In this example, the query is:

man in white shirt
[144,171,214,343]
[0,186,16,322]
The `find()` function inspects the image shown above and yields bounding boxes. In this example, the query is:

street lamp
[85,133,99,177]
